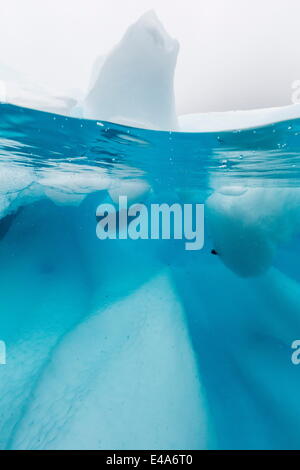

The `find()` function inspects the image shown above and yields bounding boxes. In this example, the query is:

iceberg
[0,13,213,450]
[83,11,179,130]
[1,9,300,451]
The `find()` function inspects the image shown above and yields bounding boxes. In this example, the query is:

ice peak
[84,12,179,130]
[132,10,179,53]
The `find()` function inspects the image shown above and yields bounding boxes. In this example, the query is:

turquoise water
[0,103,300,450]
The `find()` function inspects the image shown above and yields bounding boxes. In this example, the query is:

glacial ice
[83,11,179,130]
[1,10,300,451]
[0,197,95,449]
[0,64,77,116]
[0,165,36,218]
[179,107,300,279]
[10,272,210,450]
[179,104,300,132]
[206,187,300,277]
[38,165,112,206]
[2,9,300,281]
[108,179,151,204]
[0,162,113,220]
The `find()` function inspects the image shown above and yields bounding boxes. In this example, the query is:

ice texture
[2,10,300,451]
[206,187,300,277]
[108,179,151,204]
[179,104,300,132]
[0,64,77,116]
[179,107,300,278]
[0,165,37,218]
[38,165,112,206]
[0,162,114,220]
[0,191,213,449]
[10,272,209,450]
[84,11,179,130]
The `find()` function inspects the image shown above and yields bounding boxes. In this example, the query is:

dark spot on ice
[211,249,218,256]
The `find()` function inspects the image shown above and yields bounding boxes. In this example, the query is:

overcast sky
[1,0,300,114]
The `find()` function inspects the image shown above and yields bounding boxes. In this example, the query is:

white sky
[1,0,300,114]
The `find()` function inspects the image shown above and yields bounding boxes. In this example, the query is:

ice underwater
[1,10,300,450]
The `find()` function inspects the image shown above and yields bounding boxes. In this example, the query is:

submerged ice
[206,187,300,277]
[10,271,209,450]
[1,10,300,451]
